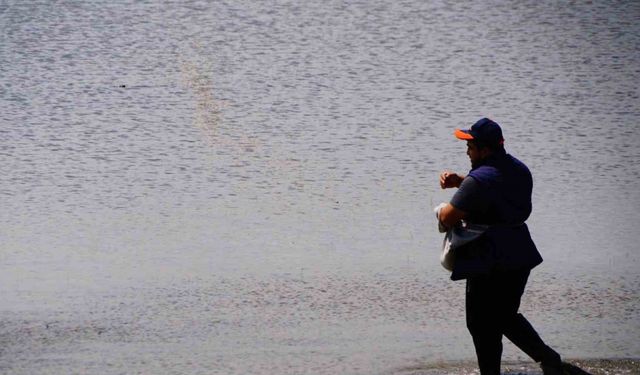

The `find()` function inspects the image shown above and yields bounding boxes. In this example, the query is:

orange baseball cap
[455,118,504,144]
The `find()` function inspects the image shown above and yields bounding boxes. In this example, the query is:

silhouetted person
[438,118,591,375]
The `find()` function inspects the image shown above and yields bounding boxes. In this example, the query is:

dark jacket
[451,152,543,281]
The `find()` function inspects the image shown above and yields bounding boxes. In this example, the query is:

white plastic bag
[434,203,488,271]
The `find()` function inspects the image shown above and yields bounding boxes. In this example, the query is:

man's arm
[438,203,467,229]
[437,170,472,228]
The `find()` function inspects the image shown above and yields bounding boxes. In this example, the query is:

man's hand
[439,171,464,189]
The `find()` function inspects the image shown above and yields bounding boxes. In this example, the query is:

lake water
[1,1,639,374]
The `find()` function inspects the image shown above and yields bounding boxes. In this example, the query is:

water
[1,1,639,374]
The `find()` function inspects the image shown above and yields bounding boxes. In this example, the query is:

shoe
[561,362,593,375]
[541,362,593,375]
[540,363,563,375]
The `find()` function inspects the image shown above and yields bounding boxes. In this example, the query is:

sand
[397,358,639,375]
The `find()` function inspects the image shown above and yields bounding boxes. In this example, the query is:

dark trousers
[466,269,561,375]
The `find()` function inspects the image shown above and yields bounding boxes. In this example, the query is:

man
[437,118,590,375]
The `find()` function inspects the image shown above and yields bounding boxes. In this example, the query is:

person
[437,118,590,375]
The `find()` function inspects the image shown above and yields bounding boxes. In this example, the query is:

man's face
[466,141,483,168]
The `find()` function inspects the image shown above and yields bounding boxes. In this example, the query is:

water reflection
[1,0,639,373]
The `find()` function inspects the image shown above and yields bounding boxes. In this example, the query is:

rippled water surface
[1,1,639,374]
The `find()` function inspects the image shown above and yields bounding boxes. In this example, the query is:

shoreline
[396,358,640,375]
[2,270,637,375]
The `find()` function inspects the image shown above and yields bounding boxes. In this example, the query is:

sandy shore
[396,358,639,375]
[2,270,638,375]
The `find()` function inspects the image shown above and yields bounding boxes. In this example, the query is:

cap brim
[454,129,474,140]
